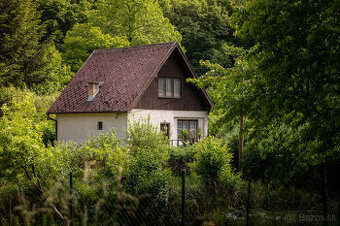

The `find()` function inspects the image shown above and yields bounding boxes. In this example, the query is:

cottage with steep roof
[47,42,212,145]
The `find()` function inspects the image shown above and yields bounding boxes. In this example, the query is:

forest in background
[0,0,339,225]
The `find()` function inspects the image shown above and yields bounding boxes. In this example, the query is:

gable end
[133,48,212,111]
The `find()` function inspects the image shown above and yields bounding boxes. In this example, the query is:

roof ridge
[93,42,177,53]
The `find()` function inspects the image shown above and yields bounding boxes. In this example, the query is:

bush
[192,136,239,190]
[124,119,171,225]
[168,145,196,176]
[126,117,169,155]
[178,127,202,145]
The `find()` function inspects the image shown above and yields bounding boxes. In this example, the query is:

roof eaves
[47,110,128,115]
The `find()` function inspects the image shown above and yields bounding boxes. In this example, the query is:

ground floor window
[97,121,103,130]
[177,119,200,144]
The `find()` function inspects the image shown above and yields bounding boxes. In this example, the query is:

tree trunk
[239,114,244,170]
[239,76,245,170]
[9,196,12,226]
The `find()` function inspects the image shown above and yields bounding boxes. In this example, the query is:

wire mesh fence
[1,170,339,226]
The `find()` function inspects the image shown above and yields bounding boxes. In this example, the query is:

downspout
[47,114,57,141]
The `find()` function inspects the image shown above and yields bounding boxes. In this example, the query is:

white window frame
[177,119,199,145]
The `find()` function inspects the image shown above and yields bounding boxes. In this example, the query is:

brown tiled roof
[47,42,179,114]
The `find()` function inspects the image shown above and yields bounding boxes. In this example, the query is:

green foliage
[125,119,171,225]
[189,57,253,135]
[93,0,182,45]
[0,0,73,92]
[0,89,52,182]
[192,136,239,189]
[30,45,74,94]
[125,119,170,193]
[0,0,48,87]
[178,127,203,145]
[168,145,196,175]
[241,120,333,188]
[193,136,231,176]
[126,118,169,155]
[36,0,93,48]
[62,23,130,71]
[233,182,320,213]
[49,131,127,180]
[162,0,249,74]
[229,0,339,164]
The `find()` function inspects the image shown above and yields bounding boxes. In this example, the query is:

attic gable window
[158,77,181,98]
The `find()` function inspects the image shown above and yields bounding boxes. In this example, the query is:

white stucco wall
[128,109,208,145]
[56,113,127,143]
[56,110,208,144]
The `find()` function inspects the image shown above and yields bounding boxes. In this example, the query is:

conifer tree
[0,0,52,88]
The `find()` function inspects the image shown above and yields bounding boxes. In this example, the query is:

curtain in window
[174,79,181,98]
[166,78,172,97]
[158,78,165,97]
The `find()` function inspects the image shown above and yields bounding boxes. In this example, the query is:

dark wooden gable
[134,49,211,111]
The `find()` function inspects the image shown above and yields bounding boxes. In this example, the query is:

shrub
[192,136,239,193]
[126,117,169,155]
[124,119,171,225]
[168,145,196,176]
[178,127,202,145]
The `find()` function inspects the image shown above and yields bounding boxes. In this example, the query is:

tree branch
[22,164,69,225]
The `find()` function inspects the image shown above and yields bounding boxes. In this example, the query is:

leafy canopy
[93,0,182,45]
[229,0,339,162]
[62,23,130,71]
[162,0,249,74]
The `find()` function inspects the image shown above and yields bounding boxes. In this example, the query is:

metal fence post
[246,181,251,226]
[182,169,186,226]
[322,166,328,226]
[70,172,74,226]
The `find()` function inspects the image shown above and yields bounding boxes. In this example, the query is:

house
[47,42,212,145]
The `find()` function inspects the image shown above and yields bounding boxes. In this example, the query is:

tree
[92,0,182,45]
[189,57,252,170]
[31,45,74,94]
[0,0,53,88]
[62,23,130,72]
[36,0,93,49]
[189,57,251,135]
[62,0,182,72]
[229,0,339,164]
[193,136,237,191]
[0,91,46,182]
[162,0,249,74]
[0,90,70,224]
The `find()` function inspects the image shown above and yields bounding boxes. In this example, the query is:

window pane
[166,78,173,97]
[174,79,181,98]
[97,121,103,130]
[189,120,197,132]
[178,120,183,129]
[158,78,165,97]
[182,120,188,130]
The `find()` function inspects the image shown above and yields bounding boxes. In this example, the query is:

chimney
[87,82,100,101]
